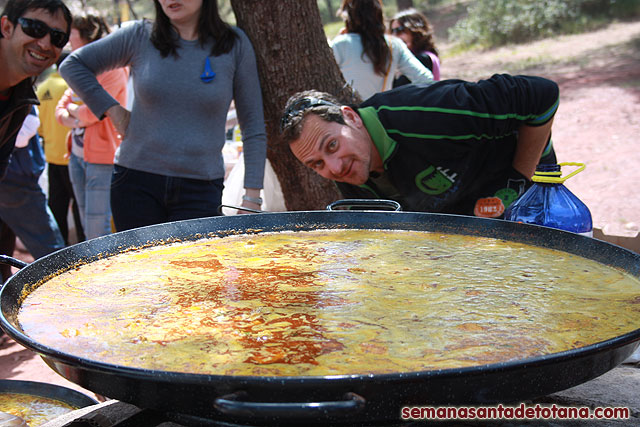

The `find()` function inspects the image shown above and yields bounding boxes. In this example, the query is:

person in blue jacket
[0,106,64,282]
[280,74,558,218]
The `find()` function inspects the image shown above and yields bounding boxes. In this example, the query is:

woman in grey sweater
[60,0,267,231]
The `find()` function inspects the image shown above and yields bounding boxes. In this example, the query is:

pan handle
[327,199,402,211]
[213,391,365,418]
[0,255,28,270]
[217,204,265,215]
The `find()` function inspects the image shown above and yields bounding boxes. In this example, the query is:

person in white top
[330,0,433,100]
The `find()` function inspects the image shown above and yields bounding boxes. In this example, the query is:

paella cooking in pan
[1,210,639,424]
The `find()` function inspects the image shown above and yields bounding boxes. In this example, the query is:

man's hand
[59,108,85,128]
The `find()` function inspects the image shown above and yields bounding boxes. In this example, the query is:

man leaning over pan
[280,74,558,218]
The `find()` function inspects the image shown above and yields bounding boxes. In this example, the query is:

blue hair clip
[201,57,215,83]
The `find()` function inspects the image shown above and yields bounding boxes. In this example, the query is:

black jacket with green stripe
[337,74,558,216]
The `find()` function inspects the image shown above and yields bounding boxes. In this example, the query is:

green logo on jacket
[415,166,453,195]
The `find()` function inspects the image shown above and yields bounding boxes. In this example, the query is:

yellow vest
[36,71,71,165]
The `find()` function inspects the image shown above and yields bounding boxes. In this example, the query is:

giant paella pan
[1,206,639,425]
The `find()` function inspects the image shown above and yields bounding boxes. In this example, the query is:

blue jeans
[110,165,224,232]
[68,153,113,240]
[0,175,65,259]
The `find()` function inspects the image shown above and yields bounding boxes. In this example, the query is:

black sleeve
[455,74,560,128]
[416,52,434,72]
[371,74,560,143]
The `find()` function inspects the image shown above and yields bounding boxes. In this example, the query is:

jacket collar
[357,106,396,169]
[12,77,39,105]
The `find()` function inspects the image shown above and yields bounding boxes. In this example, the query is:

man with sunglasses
[0,0,71,180]
[280,74,559,218]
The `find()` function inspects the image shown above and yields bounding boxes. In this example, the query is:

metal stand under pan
[40,401,236,427]
[41,400,433,427]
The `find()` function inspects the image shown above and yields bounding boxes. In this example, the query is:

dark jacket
[337,74,559,217]
[0,78,39,180]
[4,107,45,183]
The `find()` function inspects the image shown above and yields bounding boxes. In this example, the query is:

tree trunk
[397,0,414,11]
[230,0,355,211]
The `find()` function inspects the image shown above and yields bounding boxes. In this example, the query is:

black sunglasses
[391,25,407,34]
[17,17,69,49]
[280,97,338,132]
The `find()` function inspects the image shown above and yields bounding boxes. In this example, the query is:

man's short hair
[1,0,72,37]
[280,90,345,145]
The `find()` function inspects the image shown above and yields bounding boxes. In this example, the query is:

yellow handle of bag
[531,162,585,184]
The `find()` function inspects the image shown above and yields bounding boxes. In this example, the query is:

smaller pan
[0,379,98,426]
[0,380,98,409]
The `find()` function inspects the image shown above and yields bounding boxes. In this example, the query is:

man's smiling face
[1,8,68,80]
[289,107,382,186]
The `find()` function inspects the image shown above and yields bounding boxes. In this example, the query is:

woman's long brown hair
[391,8,439,57]
[339,0,390,76]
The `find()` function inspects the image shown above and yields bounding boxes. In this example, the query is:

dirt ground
[1,20,640,402]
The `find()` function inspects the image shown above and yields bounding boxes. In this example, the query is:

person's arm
[427,52,441,81]
[513,117,554,179]
[456,74,560,178]
[393,37,434,85]
[501,75,560,178]
[59,21,139,120]
[105,104,130,137]
[101,68,130,136]
[232,29,267,212]
[55,88,89,129]
[74,68,130,134]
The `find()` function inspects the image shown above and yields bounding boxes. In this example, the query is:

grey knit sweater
[60,20,266,187]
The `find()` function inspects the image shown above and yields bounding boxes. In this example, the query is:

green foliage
[449,0,578,46]
[449,0,640,48]
[317,0,340,24]
[324,21,345,40]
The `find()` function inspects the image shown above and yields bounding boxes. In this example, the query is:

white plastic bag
[221,153,286,215]
[623,346,640,364]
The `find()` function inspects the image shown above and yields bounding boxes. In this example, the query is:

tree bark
[230,0,356,211]
[397,0,414,11]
